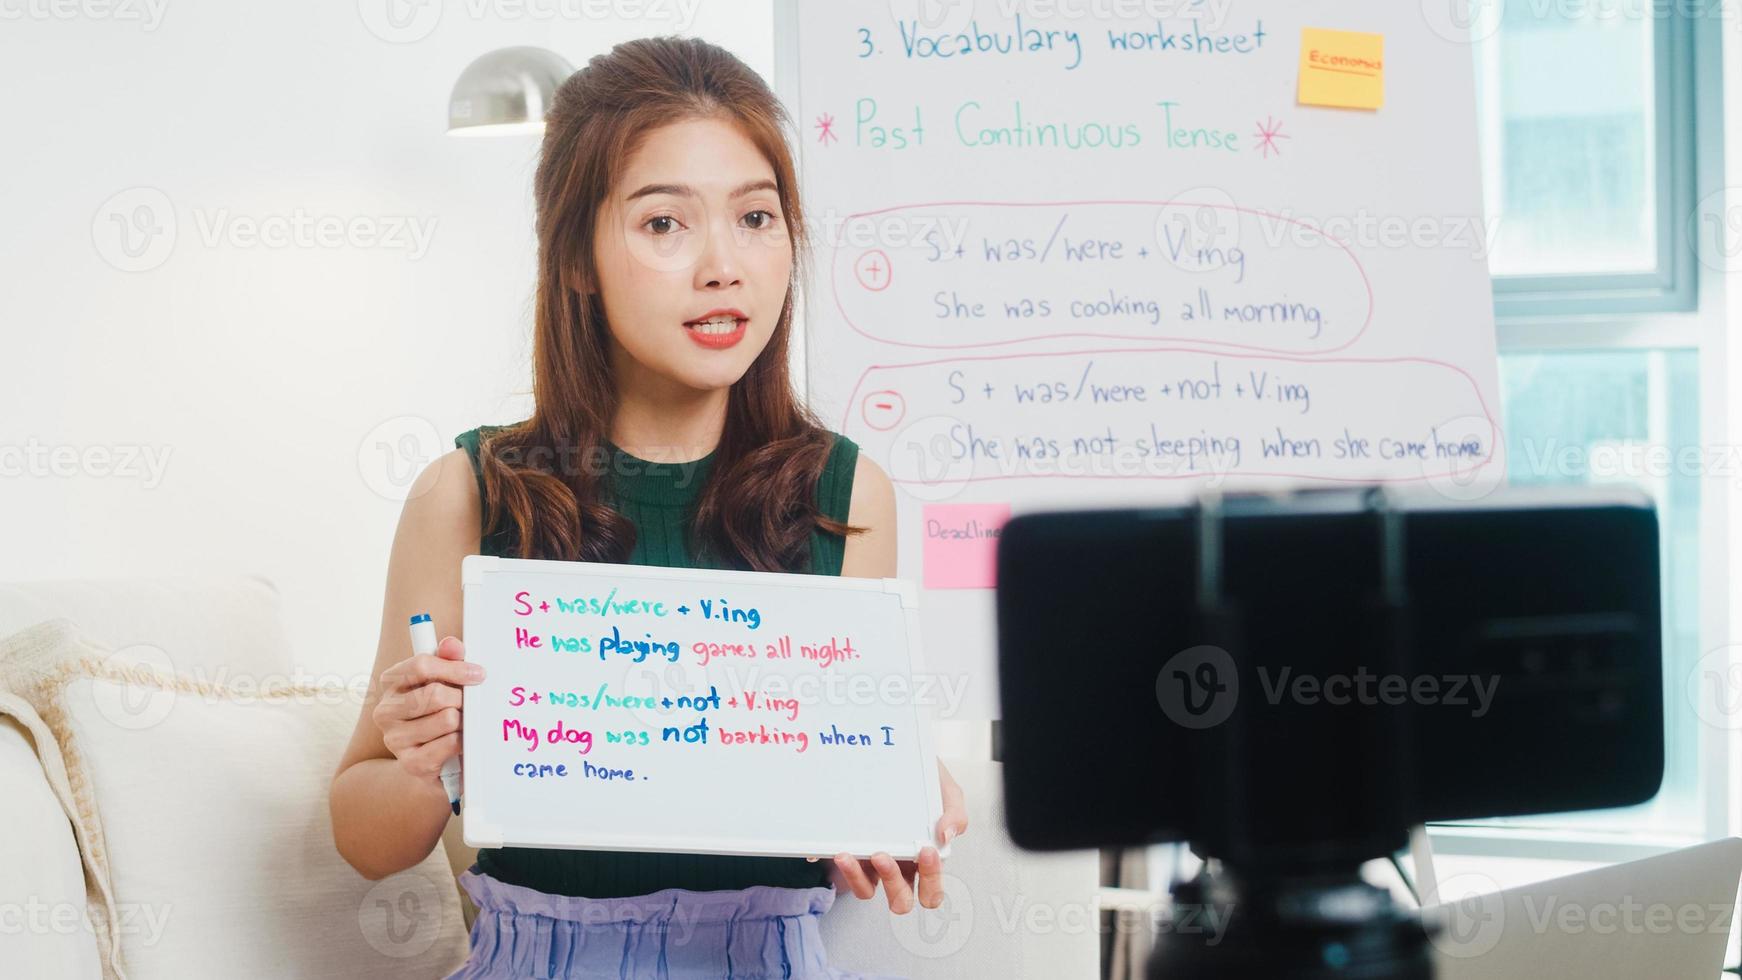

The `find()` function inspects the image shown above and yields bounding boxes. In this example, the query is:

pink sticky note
[923,503,1012,590]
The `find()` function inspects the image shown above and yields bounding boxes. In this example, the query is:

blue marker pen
[408,613,462,815]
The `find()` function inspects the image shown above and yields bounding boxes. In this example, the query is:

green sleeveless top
[452,422,859,897]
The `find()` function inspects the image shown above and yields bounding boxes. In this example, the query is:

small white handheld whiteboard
[459,555,949,861]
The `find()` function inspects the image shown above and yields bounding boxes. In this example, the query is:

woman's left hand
[817,761,969,913]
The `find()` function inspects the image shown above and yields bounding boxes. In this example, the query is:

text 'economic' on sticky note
[922,503,1011,590]
[1298,27,1384,110]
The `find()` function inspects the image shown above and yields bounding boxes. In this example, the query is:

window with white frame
[1478,2,1695,315]
[1433,4,1707,845]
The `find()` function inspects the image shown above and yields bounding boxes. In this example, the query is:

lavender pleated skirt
[445,864,902,979]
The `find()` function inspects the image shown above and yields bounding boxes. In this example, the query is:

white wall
[0,1,775,685]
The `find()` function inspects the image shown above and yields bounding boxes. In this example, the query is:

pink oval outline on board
[830,200,1378,354]
[839,345,1500,485]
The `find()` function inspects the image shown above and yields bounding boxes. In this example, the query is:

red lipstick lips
[685,308,748,349]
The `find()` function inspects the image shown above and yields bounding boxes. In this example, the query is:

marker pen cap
[409,613,438,656]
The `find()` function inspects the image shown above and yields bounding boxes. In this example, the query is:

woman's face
[591,116,792,396]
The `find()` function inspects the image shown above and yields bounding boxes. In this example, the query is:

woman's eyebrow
[625,178,778,202]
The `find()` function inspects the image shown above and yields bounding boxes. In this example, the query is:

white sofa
[0,575,1098,978]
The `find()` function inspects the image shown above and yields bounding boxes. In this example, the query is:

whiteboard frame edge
[460,554,498,847]
[463,811,505,851]
[466,555,914,596]
[462,553,499,586]
[450,834,933,863]
[882,576,920,609]
[897,576,952,859]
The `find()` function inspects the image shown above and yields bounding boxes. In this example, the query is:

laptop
[1425,837,1742,979]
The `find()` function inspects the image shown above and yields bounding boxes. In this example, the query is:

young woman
[330,35,968,979]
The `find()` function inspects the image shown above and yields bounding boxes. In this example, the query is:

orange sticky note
[922,503,1011,590]
[1298,28,1384,110]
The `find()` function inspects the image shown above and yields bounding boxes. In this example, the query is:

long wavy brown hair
[470,35,861,572]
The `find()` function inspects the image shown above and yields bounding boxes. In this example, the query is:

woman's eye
[645,215,681,235]
[743,210,778,230]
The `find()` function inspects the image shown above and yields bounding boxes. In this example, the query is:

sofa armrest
[0,715,102,978]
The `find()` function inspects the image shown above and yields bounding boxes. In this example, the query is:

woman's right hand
[373,635,486,782]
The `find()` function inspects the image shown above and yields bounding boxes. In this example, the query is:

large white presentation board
[778,0,1505,717]
[459,555,949,860]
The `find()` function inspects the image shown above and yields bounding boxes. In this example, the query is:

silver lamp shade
[447,46,576,137]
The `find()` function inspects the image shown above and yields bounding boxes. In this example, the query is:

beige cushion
[0,618,469,979]
[0,700,105,977]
